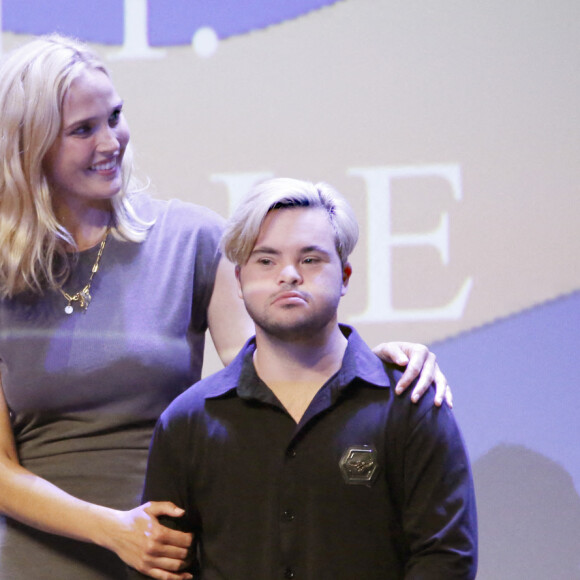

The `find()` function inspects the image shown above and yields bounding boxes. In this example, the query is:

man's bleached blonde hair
[0,34,150,298]
[221,177,359,266]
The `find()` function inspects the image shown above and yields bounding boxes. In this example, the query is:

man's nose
[278,263,302,285]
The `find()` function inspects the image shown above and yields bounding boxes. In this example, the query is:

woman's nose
[96,126,120,153]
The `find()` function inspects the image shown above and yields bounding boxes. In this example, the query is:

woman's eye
[71,124,92,136]
[109,109,122,125]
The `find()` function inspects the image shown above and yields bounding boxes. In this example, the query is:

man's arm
[398,400,478,579]
[126,416,197,580]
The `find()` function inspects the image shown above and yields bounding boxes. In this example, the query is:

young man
[130,178,477,579]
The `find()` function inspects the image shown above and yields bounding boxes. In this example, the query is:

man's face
[236,207,351,342]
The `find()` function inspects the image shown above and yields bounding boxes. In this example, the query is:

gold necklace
[59,227,111,314]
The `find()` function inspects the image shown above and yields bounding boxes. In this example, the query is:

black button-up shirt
[130,326,477,579]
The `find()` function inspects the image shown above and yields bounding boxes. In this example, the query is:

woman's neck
[54,201,112,251]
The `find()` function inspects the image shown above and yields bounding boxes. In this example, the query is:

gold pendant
[79,288,92,311]
[59,226,110,315]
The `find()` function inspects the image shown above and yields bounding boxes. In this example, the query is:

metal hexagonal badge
[339,445,379,486]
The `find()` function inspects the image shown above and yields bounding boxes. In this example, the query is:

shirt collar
[335,325,392,389]
[204,324,393,402]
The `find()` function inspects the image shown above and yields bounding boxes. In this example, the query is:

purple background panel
[431,290,579,492]
[3,0,124,44]
[3,0,343,46]
[148,0,343,45]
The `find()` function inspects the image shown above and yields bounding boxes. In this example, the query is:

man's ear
[341,262,352,296]
[234,264,243,299]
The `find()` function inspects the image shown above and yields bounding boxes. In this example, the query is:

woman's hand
[372,342,452,407]
[101,501,194,580]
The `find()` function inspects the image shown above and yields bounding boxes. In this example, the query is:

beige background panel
[110,1,579,342]
[3,1,578,351]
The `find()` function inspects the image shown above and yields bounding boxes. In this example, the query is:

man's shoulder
[161,365,239,421]
[343,325,402,390]
[343,325,439,415]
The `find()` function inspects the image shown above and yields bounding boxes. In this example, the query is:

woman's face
[44,67,130,213]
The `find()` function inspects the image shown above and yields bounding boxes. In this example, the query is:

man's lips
[271,290,308,306]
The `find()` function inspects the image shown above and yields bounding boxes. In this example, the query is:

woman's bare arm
[0,378,193,580]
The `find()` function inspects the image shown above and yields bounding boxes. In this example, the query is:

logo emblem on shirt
[339,445,378,486]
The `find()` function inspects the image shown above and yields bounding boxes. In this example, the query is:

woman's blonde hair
[221,177,359,266]
[0,34,150,298]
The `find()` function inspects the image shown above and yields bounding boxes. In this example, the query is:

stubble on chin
[249,303,339,344]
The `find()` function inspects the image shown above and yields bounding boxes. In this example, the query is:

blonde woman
[0,35,449,579]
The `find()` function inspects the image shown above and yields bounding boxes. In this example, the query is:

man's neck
[253,325,348,423]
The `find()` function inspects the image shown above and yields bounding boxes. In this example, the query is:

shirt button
[284,567,296,579]
[282,509,295,521]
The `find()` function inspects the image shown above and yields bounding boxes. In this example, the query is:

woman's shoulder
[129,192,225,231]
